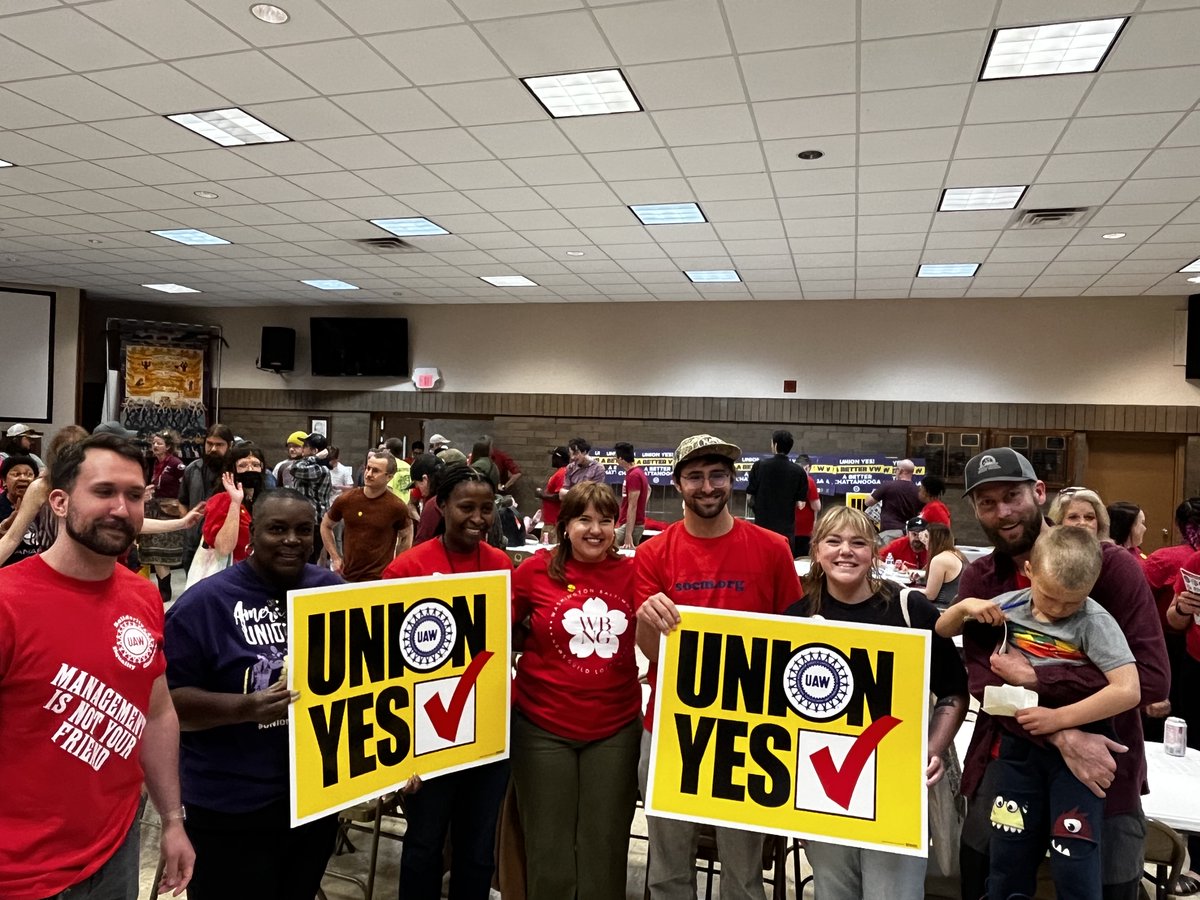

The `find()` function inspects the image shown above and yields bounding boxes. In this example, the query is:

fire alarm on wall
[783,380,797,393]
[413,367,441,390]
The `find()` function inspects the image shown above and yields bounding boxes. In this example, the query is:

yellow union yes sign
[288,572,510,825]
[647,607,930,855]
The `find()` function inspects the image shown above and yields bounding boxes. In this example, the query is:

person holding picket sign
[786,506,968,900]
[382,463,514,900]
[510,481,641,900]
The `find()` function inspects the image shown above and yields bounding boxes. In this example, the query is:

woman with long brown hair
[920,521,967,610]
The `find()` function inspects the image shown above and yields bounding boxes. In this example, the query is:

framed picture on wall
[309,418,328,438]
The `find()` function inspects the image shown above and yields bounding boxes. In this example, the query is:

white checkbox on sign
[794,729,879,820]
[413,675,477,755]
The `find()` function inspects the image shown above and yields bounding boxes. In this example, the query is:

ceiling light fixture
[917,263,980,277]
[302,279,359,290]
[980,17,1127,80]
[939,186,1027,211]
[87,239,103,244]
[0,159,14,168]
[1188,276,1200,284]
[796,149,824,160]
[150,228,231,246]
[166,108,290,147]
[143,283,201,293]
[194,190,220,199]
[1180,258,1200,273]
[565,251,585,257]
[1101,232,1126,240]
[481,275,538,287]
[521,69,641,118]
[370,217,449,236]
[685,270,741,283]
[250,3,289,24]
[629,203,706,225]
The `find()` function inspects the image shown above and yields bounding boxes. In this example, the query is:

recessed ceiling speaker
[258,326,295,373]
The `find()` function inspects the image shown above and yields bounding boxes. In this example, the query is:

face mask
[235,471,264,499]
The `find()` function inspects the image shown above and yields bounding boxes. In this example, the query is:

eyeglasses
[680,471,731,488]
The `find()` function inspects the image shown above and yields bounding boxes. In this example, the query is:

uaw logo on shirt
[112,615,156,670]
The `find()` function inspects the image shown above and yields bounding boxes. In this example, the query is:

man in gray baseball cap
[955,447,1168,900]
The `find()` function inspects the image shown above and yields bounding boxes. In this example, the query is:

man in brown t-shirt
[321,450,412,582]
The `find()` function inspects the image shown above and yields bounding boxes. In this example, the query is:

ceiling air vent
[1009,207,1093,229]
[354,237,422,253]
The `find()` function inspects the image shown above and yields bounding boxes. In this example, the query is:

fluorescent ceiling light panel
[522,69,641,118]
[1179,258,1200,273]
[630,203,706,225]
[981,18,1126,80]
[481,275,538,287]
[150,228,230,246]
[142,283,201,293]
[166,108,290,146]
[918,263,979,277]
[370,217,449,236]
[939,186,1027,211]
[685,270,741,283]
[0,159,13,168]
[302,279,359,290]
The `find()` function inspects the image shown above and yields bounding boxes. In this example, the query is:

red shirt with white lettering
[634,518,801,732]
[0,556,165,900]
[512,551,639,741]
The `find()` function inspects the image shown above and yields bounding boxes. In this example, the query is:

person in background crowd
[920,522,966,610]
[918,474,952,526]
[746,429,810,555]
[469,437,501,488]
[614,441,649,550]
[141,429,187,602]
[560,437,605,498]
[322,449,412,581]
[289,433,332,562]
[427,433,451,455]
[180,424,233,569]
[537,447,569,538]
[1107,501,1146,559]
[792,454,822,557]
[1049,487,1111,540]
[0,433,194,898]
[270,431,306,489]
[201,444,267,568]
[877,516,929,570]
[327,446,355,499]
[0,423,45,469]
[410,453,445,546]
[479,435,522,494]
[384,438,413,498]
[382,466,513,900]
[791,506,967,900]
[865,458,922,542]
[634,434,801,900]
[165,489,342,899]
[408,440,424,464]
[0,455,40,567]
[955,448,1169,900]
[511,482,640,900]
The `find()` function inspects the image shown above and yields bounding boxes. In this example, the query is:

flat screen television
[310,316,409,377]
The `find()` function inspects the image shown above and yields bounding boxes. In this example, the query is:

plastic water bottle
[884,553,895,577]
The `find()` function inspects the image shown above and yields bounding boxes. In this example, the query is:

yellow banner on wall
[288,572,511,826]
[646,607,930,855]
[124,344,204,402]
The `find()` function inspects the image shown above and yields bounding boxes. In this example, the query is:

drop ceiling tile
[18,124,142,160]
[750,95,856,142]
[925,230,1002,249]
[243,98,371,140]
[777,194,857,218]
[580,224,651,244]
[39,190,137,214]
[594,0,730,65]
[1080,67,1200,116]
[164,150,272,181]
[582,148,678,181]
[1071,226,1155,245]
[284,172,381,199]
[1110,177,1200,205]
[99,185,195,210]
[506,155,601,186]
[860,85,970,132]
[30,161,138,190]
[331,89,454,133]
[463,187,551,211]
[772,167,857,197]
[712,221,784,240]
[308,136,414,171]
[857,190,938,215]
[1107,9,1200,72]
[1172,202,1200,224]
[725,0,855,52]
[173,51,320,106]
[10,75,152,124]
[266,39,409,95]
[1127,241,1197,260]
[231,143,341,176]
[965,75,1091,125]
[672,144,763,178]
[88,64,228,115]
[369,25,507,85]
[651,105,756,146]
[860,0,998,39]
[995,228,1076,248]
[859,128,958,166]
[0,88,72,130]
[945,156,1043,186]
[764,135,857,171]
[785,216,855,238]
[861,30,988,91]
[493,210,575,231]
[1036,150,1148,184]
[858,213,932,234]
[558,114,664,153]
[476,11,614,74]
[742,44,857,102]
[1109,258,1181,275]
[1022,181,1121,207]
[82,0,248,59]
[1134,148,1200,180]
[538,184,623,208]
[1042,260,1115,276]
[624,57,746,110]
[467,122,573,159]
[425,161,523,190]
[859,161,947,192]
[357,166,452,195]
[689,173,775,201]
[930,210,1013,231]
[422,80,543,127]
[198,0,353,46]
[1054,244,1131,261]
[857,232,925,251]
[856,250,921,266]
[1149,224,1200,244]
[0,133,75,166]
[986,245,1059,262]
[94,117,213,154]
[385,128,492,164]
[955,121,1067,159]
[1164,111,1200,148]
[2,7,155,70]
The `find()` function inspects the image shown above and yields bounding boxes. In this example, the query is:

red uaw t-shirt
[512,552,640,741]
[634,518,801,732]
[0,556,166,899]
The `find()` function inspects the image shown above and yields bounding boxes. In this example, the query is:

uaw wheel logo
[400,601,457,671]
[112,615,156,670]
[783,644,854,721]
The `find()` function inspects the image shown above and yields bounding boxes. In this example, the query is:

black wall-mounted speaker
[1188,296,1200,380]
[258,326,295,373]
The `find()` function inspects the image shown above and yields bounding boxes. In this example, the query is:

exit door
[1083,434,1184,554]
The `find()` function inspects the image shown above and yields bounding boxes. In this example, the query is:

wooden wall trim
[217,389,1200,434]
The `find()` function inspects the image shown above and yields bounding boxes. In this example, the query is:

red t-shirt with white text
[513,552,639,741]
[0,556,166,899]
[634,518,801,732]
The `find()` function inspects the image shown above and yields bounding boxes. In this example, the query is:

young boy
[937,526,1140,900]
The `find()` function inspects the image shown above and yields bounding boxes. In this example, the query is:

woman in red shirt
[511,481,640,900]
[382,464,513,900]
[202,445,267,566]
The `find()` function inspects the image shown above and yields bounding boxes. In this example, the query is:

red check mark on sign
[423,650,494,742]
[809,715,902,810]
